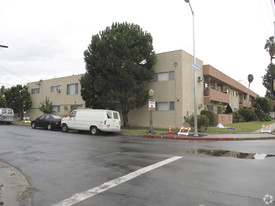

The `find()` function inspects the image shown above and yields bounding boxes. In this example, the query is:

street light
[0,45,8,48]
[148,89,154,134]
[184,0,198,136]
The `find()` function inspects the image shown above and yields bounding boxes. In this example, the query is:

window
[67,83,78,95]
[70,111,76,117]
[153,71,174,82]
[52,106,60,113]
[156,101,175,111]
[7,109,13,114]
[217,106,222,114]
[31,88,40,94]
[51,85,61,93]
[1,108,6,114]
[113,112,119,119]
[45,115,51,120]
[207,104,214,111]
[107,111,112,119]
[71,105,82,110]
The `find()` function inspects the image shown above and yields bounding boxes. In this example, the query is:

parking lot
[1,124,275,206]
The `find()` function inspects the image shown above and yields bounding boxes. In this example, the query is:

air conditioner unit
[198,76,204,82]
[57,88,61,93]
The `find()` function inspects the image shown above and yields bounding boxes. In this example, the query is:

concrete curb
[144,135,275,141]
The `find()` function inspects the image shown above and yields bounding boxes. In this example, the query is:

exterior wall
[229,89,240,112]
[26,74,85,120]
[128,50,204,128]
[215,114,233,125]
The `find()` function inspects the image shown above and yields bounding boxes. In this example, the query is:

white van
[61,109,121,135]
[0,108,14,124]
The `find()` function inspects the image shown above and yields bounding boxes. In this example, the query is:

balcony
[239,99,252,108]
[204,88,230,104]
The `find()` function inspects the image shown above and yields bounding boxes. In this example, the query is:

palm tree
[247,74,254,88]
[264,36,275,63]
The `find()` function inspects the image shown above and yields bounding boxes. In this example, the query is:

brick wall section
[215,114,233,125]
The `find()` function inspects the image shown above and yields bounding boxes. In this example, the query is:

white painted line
[52,156,182,206]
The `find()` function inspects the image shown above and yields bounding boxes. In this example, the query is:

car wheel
[47,124,52,130]
[90,126,98,135]
[31,122,36,129]
[62,124,68,132]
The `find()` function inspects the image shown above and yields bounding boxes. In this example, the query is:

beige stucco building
[26,74,85,119]
[26,50,258,127]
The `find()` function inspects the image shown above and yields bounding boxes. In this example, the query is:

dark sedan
[31,114,62,130]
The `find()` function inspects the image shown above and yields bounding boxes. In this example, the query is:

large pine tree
[80,22,157,126]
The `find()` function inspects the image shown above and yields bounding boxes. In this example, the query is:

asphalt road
[0,124,275,206]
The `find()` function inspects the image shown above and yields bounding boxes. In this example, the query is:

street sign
[148,99,156,110]
[192,62,200,72]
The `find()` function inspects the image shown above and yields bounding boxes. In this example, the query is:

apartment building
[26,74,85,119]
[26,50,258,127]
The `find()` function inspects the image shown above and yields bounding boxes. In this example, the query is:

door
[67,110,77,129]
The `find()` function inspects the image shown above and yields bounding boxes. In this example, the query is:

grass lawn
[206,120,275,133]
[122,120,275,135]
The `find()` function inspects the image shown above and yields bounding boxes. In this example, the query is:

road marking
[52,156,182,206]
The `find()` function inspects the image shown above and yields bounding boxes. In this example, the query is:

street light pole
[184,0,198,136]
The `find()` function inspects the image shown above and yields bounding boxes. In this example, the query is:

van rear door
[112,111,120,129]
[105,111,120,130]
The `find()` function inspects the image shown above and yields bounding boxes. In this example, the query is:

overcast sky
[0,0,274,97]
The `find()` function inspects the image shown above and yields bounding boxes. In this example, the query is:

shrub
[233,112,245,123]
[201,110,215,126]
[198,115,210,131]
[184,114,209,132]
[255,111,272,121]
[238,108,254,122]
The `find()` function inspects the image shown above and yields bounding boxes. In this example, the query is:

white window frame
[51,85,61,93]
[156,101,175,111]
[67,83,78,95]
[31,88,40,94]
[52,106,60,113]
[153,71,175,82]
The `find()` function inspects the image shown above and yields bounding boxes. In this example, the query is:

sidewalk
[0,161,32,206]
[144,123,275,141]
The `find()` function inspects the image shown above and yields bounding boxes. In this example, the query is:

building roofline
[203,64,258,97]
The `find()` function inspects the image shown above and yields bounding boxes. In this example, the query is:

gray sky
[0,0,274,97]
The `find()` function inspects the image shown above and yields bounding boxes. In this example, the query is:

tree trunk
[122,111,129,127]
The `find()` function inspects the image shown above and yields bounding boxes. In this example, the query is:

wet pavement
[1,124,275,206]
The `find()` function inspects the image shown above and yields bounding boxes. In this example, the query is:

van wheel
[62,124,68,132]
[90,126,98,135]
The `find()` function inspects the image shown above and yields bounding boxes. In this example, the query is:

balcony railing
[204,88,230,104]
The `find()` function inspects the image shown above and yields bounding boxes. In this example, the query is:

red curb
[144,135,275,141]
[144,135,234,141]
